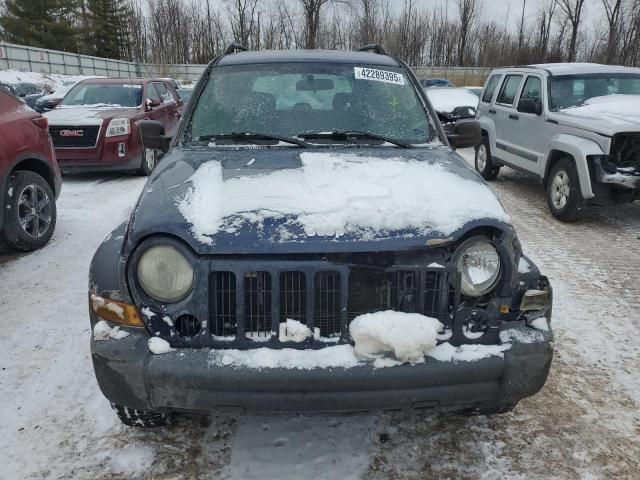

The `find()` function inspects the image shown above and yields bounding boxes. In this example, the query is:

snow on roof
[0,70,100,91]
[178,152,509,244]
[426,87,479,113]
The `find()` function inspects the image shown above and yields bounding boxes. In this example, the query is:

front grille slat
[208,263,454,348]
[49,125,100,148]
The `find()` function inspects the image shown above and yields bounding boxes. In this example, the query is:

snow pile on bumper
[350,310,442,363]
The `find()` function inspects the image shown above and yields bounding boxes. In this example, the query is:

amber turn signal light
[90,294,144,327]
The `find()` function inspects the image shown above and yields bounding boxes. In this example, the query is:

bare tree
[601,0,623,63]
[557,0,586,61]
[457,0,479,66]
[226,0,259,48]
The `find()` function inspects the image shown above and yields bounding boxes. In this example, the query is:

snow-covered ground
[1,152,639,479]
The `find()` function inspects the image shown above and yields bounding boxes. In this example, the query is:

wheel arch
[0,155,58,232]
[544,135,603,199]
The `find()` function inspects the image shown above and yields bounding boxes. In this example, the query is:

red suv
[0,89,61,251]
[44,78,183,175]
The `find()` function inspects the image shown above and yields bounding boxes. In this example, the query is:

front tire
[547,158,584,222]
[137,148,157,176]
[111,403,173,427]
[1,171,57,251]
[475,137,500,180]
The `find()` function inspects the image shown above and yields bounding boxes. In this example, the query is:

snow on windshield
[178,152,509,244]
[426,87,479,113]
[558,94,640,124]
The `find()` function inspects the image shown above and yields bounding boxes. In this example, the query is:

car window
[154,82,173,103]
[188,62,439,145]
[59,83,143,107]
[496,75,523,106]
[549,74,640,110]
[482,74,501,103]
[519,76,542,102]
[146,83,160,101]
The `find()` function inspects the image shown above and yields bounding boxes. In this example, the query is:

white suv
[476,63,640,221]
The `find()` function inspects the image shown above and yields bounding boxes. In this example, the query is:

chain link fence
[1,42,492,85]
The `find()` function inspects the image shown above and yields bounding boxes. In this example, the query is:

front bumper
[91,321,553,414]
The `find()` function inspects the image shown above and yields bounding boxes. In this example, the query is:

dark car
[44,78,183,175]
[0,89,61,250]
[89,45,553,427]
[1,82,47,109]
[420,78,455,88]
[425,87,480,133]
[34,80,79,113]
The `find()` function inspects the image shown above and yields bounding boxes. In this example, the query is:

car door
[492,73,533,172]
[507,75,548,176]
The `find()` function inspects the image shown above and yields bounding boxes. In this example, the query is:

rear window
[496,75,523,106]
[482,74,501,103]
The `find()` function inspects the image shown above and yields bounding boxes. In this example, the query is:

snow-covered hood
[426,87,479,114]
[45,105,140,126]
[128,148,511,255]
[550,95,640,135]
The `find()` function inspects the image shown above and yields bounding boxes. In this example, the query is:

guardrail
[0,41,492,84]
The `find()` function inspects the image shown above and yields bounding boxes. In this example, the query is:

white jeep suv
[476,63,640,221]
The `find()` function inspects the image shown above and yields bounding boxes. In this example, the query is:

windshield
[59,83,143,108]
[187,63,437,145]
[550,74,640,110]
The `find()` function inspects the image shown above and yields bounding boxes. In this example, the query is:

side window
[482,74,501,103]
[155,82,173,103]
[146,83,160,101]
[496,74,523,106]
[519,76,542,102]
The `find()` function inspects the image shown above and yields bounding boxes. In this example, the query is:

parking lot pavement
[1,153,639,479]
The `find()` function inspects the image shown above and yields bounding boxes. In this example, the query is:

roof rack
[358,44,387,55]
[224,44,248,55]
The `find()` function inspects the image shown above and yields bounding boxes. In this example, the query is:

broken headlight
[453,236,501,297]
[137,244,194,303]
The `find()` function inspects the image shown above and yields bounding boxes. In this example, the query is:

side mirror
[446,119,481,149]
[139,120,171,153]
[146,97,161,111]
[19,92,26,98]
[517,98,542,115]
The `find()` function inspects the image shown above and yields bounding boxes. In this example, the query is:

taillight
[32,116,48,131]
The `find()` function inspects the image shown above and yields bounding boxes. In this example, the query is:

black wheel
[546,157,584,222]
[1,171,56,251]
[475,137,500,180]
[111,403,173,427]
[137,148,157,176]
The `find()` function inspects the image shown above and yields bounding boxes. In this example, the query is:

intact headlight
[453,237,501,297]
[137,245,194,303]
[105,117,131,137]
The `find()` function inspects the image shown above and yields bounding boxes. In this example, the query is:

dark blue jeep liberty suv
[89,44,553,427]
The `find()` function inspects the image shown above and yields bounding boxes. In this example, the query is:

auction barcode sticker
[354,67,405,85]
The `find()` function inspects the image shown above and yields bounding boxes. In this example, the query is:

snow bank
[148,337,175,354]
[426,87,479,113]
[350,311,442,363]
[0,70,97,92]
[178,153,509,244]
[93,320,130,341]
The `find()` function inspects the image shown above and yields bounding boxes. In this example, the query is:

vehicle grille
[208,262,457,347]
[609,133,640,170]
[49,125,100,148]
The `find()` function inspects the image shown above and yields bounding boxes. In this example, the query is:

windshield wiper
[299,131,412,148]
[199,132,310,148]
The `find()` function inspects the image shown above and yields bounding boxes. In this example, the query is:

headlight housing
[453,237,501,297]
[105,117,131,137]
[137,244,194,303]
